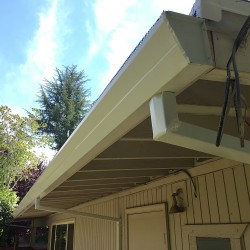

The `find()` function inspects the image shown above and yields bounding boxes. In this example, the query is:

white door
[127,204,168,250]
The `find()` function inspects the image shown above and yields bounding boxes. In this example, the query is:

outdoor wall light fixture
[169,169,198,198]
[169,188,185,214]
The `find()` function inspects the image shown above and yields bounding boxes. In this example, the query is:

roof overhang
[14,10,250,219]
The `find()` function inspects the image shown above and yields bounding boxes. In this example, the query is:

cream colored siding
[47,159,250,250]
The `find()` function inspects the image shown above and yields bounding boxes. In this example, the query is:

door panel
[128,209,167,250]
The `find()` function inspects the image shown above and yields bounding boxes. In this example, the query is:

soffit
[17,72,250,219]
[36,78,250,210]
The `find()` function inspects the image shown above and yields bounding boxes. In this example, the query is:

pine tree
[35,65,91,150]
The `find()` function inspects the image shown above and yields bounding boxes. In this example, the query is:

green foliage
[0,187,18,212]
[13,161,47,202]
[0,106,49,244]
[0,105,48,188]
[0,106,49,245]
[34,65,91,150]
[0,187,18,238]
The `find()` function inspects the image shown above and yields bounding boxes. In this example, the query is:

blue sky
[0,0,195,115]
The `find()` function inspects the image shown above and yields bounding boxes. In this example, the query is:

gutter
[14,11,213,219]
[150,92,250,164]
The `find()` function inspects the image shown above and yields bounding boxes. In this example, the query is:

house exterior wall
[47,158,250,250]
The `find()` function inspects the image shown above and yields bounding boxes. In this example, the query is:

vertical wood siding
[48,160,250,250]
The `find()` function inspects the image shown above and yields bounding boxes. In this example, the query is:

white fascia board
[150,92,250,164]
[14,12,213,218]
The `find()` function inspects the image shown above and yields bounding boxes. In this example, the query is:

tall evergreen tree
[35,65,91,150]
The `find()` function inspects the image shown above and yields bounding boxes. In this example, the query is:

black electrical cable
[216,70,234,147]
[216,15,250,147]
[232,47,244,146]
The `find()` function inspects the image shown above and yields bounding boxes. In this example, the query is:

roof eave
[14,11,213,218]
